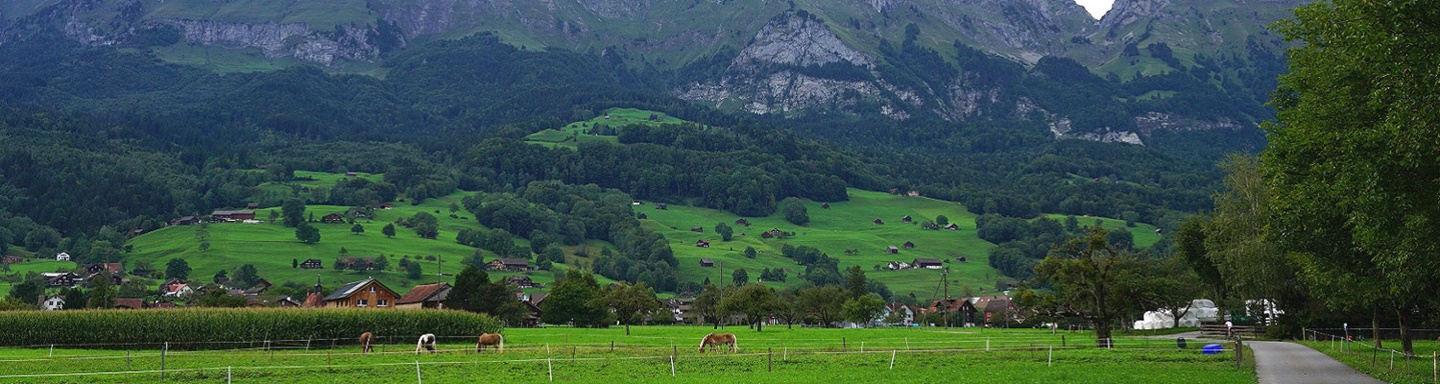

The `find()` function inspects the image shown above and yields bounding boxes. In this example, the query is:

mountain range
[1,0,1303,145]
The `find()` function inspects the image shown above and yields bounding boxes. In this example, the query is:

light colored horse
[416,333,437,354]
[359,332,374,354]
[698,333,737,352]
[476,333,504,353]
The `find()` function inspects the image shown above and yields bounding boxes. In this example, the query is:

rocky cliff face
[679,12,917,118]
[163,20,382,65]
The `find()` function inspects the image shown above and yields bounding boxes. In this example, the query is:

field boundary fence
[1304,328,1440,384]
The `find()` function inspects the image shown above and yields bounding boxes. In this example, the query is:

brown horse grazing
[416,334,437,354]
[359,332,375,354]
[476,333,504,353]
[698,333,737,353]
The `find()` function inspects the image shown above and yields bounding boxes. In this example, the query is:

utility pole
[436,255,442,284]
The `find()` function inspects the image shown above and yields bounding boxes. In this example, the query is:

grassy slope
[123,189,607,295]
[523,108,687,149]
[0,260,78,297]
[644,189,1000,298]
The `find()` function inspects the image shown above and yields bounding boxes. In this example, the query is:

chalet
[902,241,915,249]
[699,258,715,268]
[40,295,65,310]
[912,258,943,269]
[244,279,273,295]
[86,273,124,287]
[277,296,304,307]
[322,213,345,223]
[396,283,452,309]
[655,203,667,210]
[927,298,979,326]
[637,213,648,220]
[0,256,21,264]
[114,298,144,310]
[972,296,1020,325]
[300,259,324,269]
[690,226,704,233]
[84,263,125,275]
[55,252,72,261]
[886,246,899,254]
[336,258,378,270]
[41,272,79,287]
[902,215,913,223]
[695,239,710,248]
[907,191,921,197]
[735,218,751,226]
[821,203,830,209]
[211,210,255,221]
[517,293,545,327]
[486,258,532,272]
[505,276,542,289]
[760,228,784,239]
[163,283,194,298]
[324,278,400,309]
[168,216,199,226]
[873,218,885,225]
[886,261,911,270]
[246,203,260,209]
[943,223,961,230]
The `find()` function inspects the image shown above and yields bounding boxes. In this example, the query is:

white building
[41,296,65,310]
[55,252,71,261]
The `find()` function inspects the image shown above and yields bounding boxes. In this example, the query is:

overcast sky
[1074,0,1114,19]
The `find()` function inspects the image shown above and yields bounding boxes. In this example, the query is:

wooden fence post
[768,348,773,372]
[161,342,168,381]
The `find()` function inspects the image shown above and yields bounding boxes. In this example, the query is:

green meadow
[523,108,695,149]
[0,326,1255,383]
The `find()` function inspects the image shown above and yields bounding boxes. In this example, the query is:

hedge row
[0,308,501,347]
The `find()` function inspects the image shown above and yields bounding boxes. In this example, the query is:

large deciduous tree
[601,282,660,335]
[1266,0,1440,355]
[1030,228,1137,347]
[719,284,780,332]
[540,269,609,327]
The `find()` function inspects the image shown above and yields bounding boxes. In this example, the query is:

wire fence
[0,332,1242,382]
[1304,329,1440,384]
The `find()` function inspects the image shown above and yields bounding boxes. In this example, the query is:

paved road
[1249,341,1384,384]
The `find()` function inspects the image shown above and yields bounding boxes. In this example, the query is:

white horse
[416,333,437,354]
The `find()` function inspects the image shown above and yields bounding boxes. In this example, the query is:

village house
[699,258,715,268]
[971,296,1021,326]
[244,279,273,295]
[86,273,124,287]
[926,298,979,326]
[760,228,784,239]
[300,259,324,269]
[943,223,961,230]
[396,283,452,309]
[323,278,400,309]
[505,275,542,289]
[84,263,125,276]
[667,298,698,324]
[322,213,346,223]
[336,257,378,270]
[168,216,199,226]
[39,295,64,310]
[695,239,710,248]
[485,258,532,272]
[886,261,912,270]
[54,252,71,262]
[734,218,750,226]
[912,258,944,269]
[41,272,79,287]
[881,303,916,326]
[277,297,304,307]
[211,210,256,222]
[114,298,145,310]
[163,283,194,298]
[1,256,22,264]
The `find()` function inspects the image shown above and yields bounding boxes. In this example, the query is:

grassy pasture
[1301,339,1440,384]
[0,326,1255,383]
[523,108,693,149]
[643,189,1002,297]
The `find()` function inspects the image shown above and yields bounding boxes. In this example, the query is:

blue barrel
[1202,344,1224,354]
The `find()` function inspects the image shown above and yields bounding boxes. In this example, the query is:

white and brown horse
[476,333,504,353]
[416,333,437,354]
[698,333,737,352]
[359,332,375,354]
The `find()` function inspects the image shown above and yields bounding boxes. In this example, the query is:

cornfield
[0,308,501,347]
